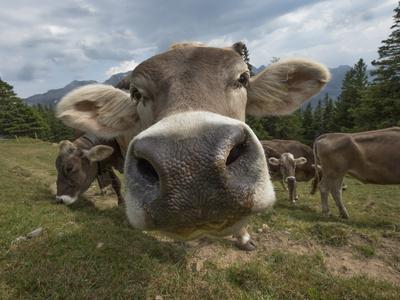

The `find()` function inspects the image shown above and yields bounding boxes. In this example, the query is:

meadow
[0,139,399,299]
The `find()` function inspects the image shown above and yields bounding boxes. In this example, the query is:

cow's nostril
[226,142,246,166]
[137,158,159,183]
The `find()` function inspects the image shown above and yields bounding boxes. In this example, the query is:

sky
[0,0,398,98]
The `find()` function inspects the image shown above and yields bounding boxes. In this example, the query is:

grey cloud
[16,64,48,81]
[0,0,397,97]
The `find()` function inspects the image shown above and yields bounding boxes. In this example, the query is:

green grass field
[1,139,399,299]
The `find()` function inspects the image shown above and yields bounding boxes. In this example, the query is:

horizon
[0,0,398,97]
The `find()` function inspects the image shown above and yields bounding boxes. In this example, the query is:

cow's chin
[160,217,251,240]
[125,183,275,240]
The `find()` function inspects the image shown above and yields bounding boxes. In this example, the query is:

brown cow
[56,42,329,250]
[261,140,317,203]
[313,127,400,218]
[55,134,124,205]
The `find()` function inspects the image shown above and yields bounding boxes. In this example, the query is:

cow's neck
[73,133,101,150]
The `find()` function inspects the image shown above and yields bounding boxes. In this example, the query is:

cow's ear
[246,59,330,116]
[83,145,114,162]
[294,157,307,166]
[268,157,280,166]
[59,140,76,154]
[57,84,137,139]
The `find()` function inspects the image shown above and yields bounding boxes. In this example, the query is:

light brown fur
[313,127,400,218]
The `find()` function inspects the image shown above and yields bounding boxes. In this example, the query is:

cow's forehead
[132,46,247,82]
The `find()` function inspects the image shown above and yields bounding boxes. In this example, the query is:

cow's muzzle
[124,111,275,238]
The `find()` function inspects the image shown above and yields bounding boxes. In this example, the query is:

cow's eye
[237,72,249,88]
[131,87,142,101]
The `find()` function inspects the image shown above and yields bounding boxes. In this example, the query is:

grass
[0,139,399,299]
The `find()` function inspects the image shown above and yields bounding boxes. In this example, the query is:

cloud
[0,0,398,97]
[106,60,139,77]
[16,63,48,81]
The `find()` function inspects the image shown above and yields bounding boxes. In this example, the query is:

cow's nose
[124,111,275,234]
[286,176,296,183]
[128,124,248,202]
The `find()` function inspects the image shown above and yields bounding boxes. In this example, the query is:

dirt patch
[324,247,399,285]
[85,185,120,209]
[183,229,400,285]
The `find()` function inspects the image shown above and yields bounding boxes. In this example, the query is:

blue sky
[0,0,398,97]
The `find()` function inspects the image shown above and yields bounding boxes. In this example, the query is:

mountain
[308,65,351,107]
[24,71,131,107]
[24,65,351,107]
[25,80,98,107]
[103,71,130,86]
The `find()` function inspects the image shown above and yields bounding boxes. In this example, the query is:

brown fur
[313,127,400,218]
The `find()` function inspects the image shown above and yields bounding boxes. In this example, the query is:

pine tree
[263,111,303,141]
[246,116,271,140]
[33,105,74,142]
[334,59,369,132]
[301,103,314,145]
[354,2,400,129]
[312,100,324,138]
[0,79,49,138]
[322,94,336,133]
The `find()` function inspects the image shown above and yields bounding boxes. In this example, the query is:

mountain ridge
[24,66,350,107]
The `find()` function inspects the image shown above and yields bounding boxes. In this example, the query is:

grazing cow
[56,42,329,250]
[55,134,124,205]
[313,127,400,218]
[261,140,317,203]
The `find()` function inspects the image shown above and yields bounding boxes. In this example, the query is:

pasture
[0,139,399,299]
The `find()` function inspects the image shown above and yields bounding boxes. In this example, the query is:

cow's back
[315,127,400,184]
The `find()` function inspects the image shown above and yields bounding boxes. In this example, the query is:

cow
[261,140,317,203]
[313,127,400,218]
[55,134,125,205]
[56,42,330,250]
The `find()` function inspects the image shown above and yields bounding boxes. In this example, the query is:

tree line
[0,78,73,141]
[1,2,399,143]
[247,2,400,145]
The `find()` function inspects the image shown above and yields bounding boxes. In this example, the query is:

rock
[49,183,57,196]
[13,236,27,243]
[96,242,104,249]
[191,261,204,272]
[262,224,269,230]
[155,296,163,300]
[257,228,263,233]
[27,227,43,238]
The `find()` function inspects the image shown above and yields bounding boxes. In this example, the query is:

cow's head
[57,43,329,238]
[268,153,307,202]
[55,140,114,204]
[268,153,307,183]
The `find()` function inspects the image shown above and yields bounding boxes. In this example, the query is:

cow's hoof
[322,211,331,217]
[340,212,349,219]
[235,239,257,251]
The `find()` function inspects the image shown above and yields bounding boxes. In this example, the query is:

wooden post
[34,132,38,142]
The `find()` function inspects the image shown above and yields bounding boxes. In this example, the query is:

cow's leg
[281,179,288,191]
[234,227,256,251]
[319,177,331,216]
[109,170,124,205]
[330,177,349,219]
[97,177,105,195]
